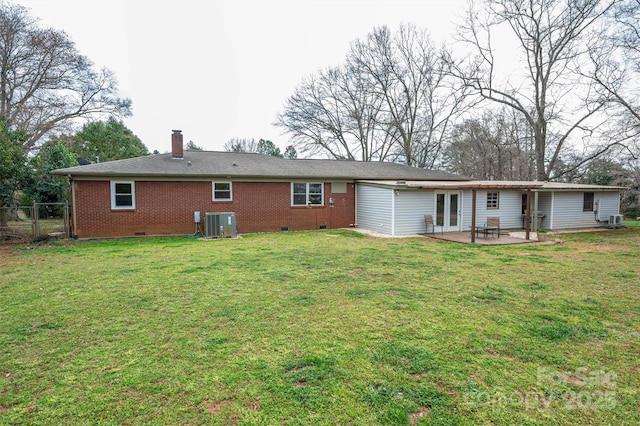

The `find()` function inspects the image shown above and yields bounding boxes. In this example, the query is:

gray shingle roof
[51,151,467,181]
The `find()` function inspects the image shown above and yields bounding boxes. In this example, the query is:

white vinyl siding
[537,192,553,229]
[355,185,621,236]
[356,184,393,235]
[474,190,523,229]
[546,191,619,229]
[393,190,436,235]
[461,190,473,229]
[595,192,621,222]
[496,191,527,229]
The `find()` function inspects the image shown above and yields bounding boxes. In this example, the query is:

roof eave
[51,171,463,181]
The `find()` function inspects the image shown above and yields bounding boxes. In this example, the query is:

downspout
[70,176,77,238]
[533,191,540,231]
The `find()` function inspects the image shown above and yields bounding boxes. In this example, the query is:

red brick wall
[71,180,356,238]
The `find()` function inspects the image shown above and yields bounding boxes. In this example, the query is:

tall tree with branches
[589,0,640,156]
[348,24,468,167]
[69,117,148,163]
[277,24,467,167]
[453,0,617,181]
[0,1,131,152]
[444,107,536,180]
[0,117,27,225]
[275,64,389,161]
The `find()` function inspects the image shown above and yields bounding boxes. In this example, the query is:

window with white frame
[292,182,323,206]
[111,181,135,209]
[212,181,232,201]
[486,191,499,209]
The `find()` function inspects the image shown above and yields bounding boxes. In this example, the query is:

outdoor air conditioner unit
[609,214,624,225]
[204,212,237,238]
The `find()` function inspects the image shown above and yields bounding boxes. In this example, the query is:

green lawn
[1,226,639,425]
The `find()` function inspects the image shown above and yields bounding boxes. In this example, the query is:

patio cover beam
[525,188,531,240]
[471,189,477,244]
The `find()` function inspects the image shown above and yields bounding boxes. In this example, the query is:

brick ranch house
[53,130,623,239]
[51,130,467,238]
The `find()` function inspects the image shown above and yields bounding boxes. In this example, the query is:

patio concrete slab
[346,228,546,245]
[422,231,538,245]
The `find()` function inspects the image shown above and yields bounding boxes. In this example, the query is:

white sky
[16,0,470,154]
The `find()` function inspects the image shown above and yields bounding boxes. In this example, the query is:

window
[486,192,499,209]
[292,182,324,206]
[436,193,445,226]
[583,192,594,211]
[111,181,135,209]
[212,182,232,201]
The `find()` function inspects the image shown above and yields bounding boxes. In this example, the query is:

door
[436,191,461,232]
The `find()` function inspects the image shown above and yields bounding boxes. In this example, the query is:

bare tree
[453,0,617,181]
[224,137,258,153]
[348,25,469,168]
[276,24,468,167]
[275,65,390,161]
[588,0,640,157]
[0,1,131,152]
[444,107,535,180]
[623,158,640,216]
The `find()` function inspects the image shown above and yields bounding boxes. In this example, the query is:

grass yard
[1,225,639,425]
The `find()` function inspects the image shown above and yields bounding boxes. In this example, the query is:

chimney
[171,130,183,159]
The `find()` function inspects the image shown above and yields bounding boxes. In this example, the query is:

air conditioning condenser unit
[609,214,624,225]
[205,212,237,238]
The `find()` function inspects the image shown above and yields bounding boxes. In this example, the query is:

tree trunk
[0,208,8,227]
[534,126,547,181]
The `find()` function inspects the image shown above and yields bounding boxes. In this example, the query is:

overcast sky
[16,0,469,155]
